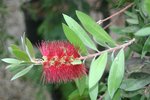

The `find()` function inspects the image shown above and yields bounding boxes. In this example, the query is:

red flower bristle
[39,41,86,83]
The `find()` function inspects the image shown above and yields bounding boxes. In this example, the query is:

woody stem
[78,38,135,60]
[97,3,134,24]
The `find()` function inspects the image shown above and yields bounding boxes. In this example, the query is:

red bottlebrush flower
[39,41,86,83]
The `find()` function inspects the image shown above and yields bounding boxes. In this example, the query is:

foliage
[1,0,150,100]
[0,0,9,59]
[22,0,89,41]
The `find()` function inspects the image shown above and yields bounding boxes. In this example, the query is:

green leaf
[8,44,21,54]
[121,89,143,98]
[117,0,126,7]
[10,44,20,50]
[6,64,26,72]
[63,14,98,51]
[113,89,121,100]
[26,38,35,58]
[89,83,98,100]
[120,76,150,91]
[5,63,31,70]
[121,26,139,33]
[99,82,107,92]
[125,11,138,19]
[126,18,139,24]
[144,0,150,16]
[1,58,21,64]
[6,64,19,69]
[134,27,150,36]
[110,26,124,34]
[11,64,34,81]
[7,64,33,74]
[21,33,26,50]
[104,91,111,100]
[12,49,30,61]
[104,89,121,100]
[89,52,108,88]
[68,89,88,100]
[110,26,139,34]
[75,76,87,95]
[93,37,108,47]
[108,49,125,98]
[71,60,82,65]
[76,11,116,47]
[68,90,80,100]
[142,36,150,57]
[62,23,88,55]
[130,43,143,54]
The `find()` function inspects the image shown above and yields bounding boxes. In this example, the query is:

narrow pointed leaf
[12,49,30,61]
[69,89,88,100]
[142,36,150,58]
[5,63,30,70]
[76,11,116,47]
[62,23,88,55]
[89,83,98,100]
[21,33,26,50]
[10,44,20,50]
[8,44,21,54]
[26,38,35,58]
[6,64,19,69]
[93,37,108,47]
[89,52,108,88]
[125,11,138,19]
[144,0,150,16]
[11,65,34,81]
[75,76,87,95]
[113,89,121,100]
[126,18,139,24]
[120,76,150,91]
[63,14,97,51]
[2,58,21,64]
[108,49,125,98]
[134,27,150,36]
[7,64,26,72]
[104,91,111,100]
[68,90,80,100]
[25,45,32,60]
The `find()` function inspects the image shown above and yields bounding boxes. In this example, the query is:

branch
[32,58,43,65]
[78,38,135,60]
[97,3,134,24]
[103,21,113,29]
